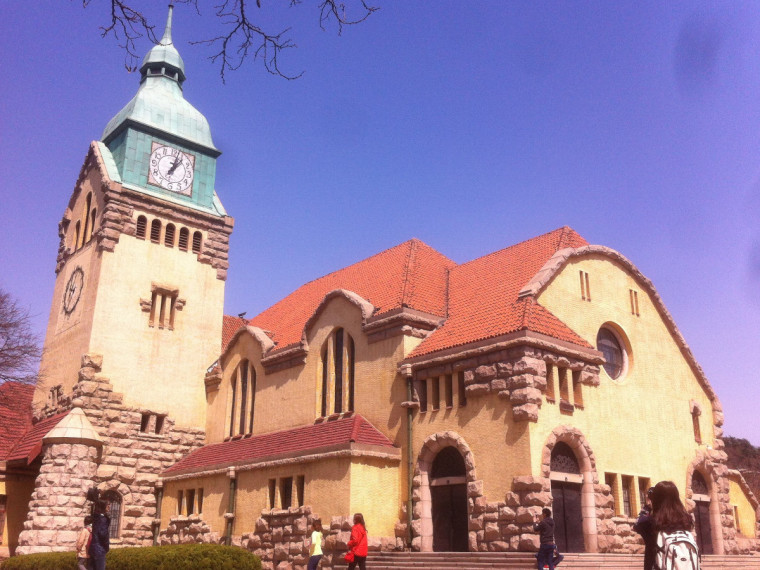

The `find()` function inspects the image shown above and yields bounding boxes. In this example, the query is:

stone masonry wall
[18,354,206,553]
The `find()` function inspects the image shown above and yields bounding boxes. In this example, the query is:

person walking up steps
[534,508,557,570]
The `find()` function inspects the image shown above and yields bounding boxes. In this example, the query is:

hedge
[0,544,261,570]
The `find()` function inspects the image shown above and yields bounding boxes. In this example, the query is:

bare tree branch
[0,289,41,386]
[79,0,379,80]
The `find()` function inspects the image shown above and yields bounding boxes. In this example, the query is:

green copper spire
[140,4,186,84]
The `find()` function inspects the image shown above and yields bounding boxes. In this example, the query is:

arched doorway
[550,442,585,553]
[691,471,713,555]
[430,447,468,552]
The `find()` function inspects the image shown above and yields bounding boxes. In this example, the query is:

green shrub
[1,544,261,570]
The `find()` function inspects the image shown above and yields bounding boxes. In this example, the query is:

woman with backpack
[635,480,699,570]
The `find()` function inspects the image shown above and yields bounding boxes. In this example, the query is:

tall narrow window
[268,479,276,509]
[81,193,92,248]
[102,491,121,539]
[229,373,237,438]
[418,379,428,412]
[320,348,328,418]
[88,208,97,243]
[431,377,440,411]
[457,371,467,407]
[280,477,293,509]
[621,475,633,516]
[296,475,305,507]
[239,362,248,435]
[197,488,204,514]
[558,368,569,403]
[334,329,344,414]
[248,364,257,434]
[186,488,196,515]
[178,227,189,251]
[164,223,176,247]
[136,216,147,239]
[192,231,202,254]
[605,473,618,514]
[177,490,184,515]
[74,221,81,250]
[572,370,583,408]
[150,219,162,244]
[638,477,650,510]
[155,415,165,434]
[348,336,355,412]
[545,364,556,402]
[444,374,453,408]
[630,289,640,316]
[692,405,702,444]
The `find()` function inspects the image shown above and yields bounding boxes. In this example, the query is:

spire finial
[160,4,174,46]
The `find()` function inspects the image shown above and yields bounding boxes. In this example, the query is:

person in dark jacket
[633,487,656,570]
[533,508,556,570]
[89,500,110,570]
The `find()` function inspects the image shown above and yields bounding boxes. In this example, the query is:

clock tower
[35,6,234,429]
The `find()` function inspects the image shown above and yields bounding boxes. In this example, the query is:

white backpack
[655,530,700,570]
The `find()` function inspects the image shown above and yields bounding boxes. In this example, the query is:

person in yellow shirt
[307,519,324,570]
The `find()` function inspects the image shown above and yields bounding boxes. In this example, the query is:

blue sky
[1,1,759,442]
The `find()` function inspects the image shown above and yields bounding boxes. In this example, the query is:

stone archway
[540,426,600,553]
[413,431,478,552]
[686,455,726,555]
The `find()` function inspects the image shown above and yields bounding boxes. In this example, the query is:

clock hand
[167,156,182,176]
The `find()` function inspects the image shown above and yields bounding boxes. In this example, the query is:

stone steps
[328,551,760,570]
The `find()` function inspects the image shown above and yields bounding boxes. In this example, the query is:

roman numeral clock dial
[148,143,195,195]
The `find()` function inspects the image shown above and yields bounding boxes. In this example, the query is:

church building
[1,6,758,567]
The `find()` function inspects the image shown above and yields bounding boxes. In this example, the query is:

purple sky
[1,1,758,443]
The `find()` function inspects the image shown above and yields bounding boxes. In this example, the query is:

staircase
[358,551,760,569]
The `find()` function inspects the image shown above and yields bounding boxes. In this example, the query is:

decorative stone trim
[364,307,444,344]
[685,450,735,554]
[159,515,221,545]
[412,345,599,423]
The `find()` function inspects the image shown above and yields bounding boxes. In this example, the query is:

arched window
[73,221,81,250]
[150,219,162,244]
[88,208,97,243]
[178,227,189,251]
[136,216,147,239]
[164,224,176,247]
[318,328,356,417]
[229,360,256,437]
[550,442,580,474]
[81,193,92,248]
[192,231,202,254]
[102,491,122,539]
[692,471,709,495]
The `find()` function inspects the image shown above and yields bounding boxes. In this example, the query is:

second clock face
[148,143,195,195]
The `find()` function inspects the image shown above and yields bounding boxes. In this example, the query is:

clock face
[148,143,195,195]
[63,267,84,315]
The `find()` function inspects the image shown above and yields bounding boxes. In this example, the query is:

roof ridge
[349,414,363,443]
[458,226,577,268]
[400,239,417,307]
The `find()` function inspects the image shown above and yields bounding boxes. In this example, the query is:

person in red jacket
[346,512,368,570]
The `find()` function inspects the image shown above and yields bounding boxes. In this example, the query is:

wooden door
[431,482,468,551]
[694,500,713,555]
[552,481,584,552]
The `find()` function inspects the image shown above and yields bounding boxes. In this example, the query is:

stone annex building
[1,7,759,568]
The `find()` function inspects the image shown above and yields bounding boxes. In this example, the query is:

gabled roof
[163,414,395,477]
[243,239,455,349]
[0,381,35,460]
[409,227,591,357]
[5,412,68,464]
[222,314,249,353]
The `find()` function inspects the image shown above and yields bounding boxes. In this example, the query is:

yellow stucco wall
[89,208,224,428]
[1,473,36,555]
[535,255,715,497]
[162,475,229,531]
[350,458,400,537]
[728,476,758,538]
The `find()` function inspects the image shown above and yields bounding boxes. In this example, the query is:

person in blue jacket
[89,500,110,570]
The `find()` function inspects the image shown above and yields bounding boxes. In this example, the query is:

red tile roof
[5,412,68,464]
[222,314,249,353]
[164,414,395,476]
[409,227,590,357]
[0,381,35,460]
[245,239,456,349]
